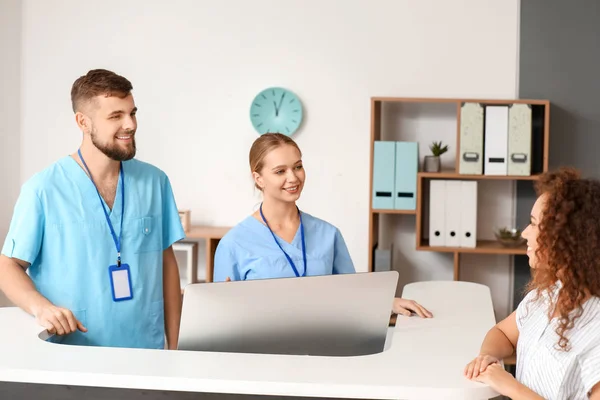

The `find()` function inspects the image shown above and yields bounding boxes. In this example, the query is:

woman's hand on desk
[464,354,499,379]
[32,302,87,336]
[470,363,532,399]
[392,298,433,318]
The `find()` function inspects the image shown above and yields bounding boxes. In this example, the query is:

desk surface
[0,281,498,400]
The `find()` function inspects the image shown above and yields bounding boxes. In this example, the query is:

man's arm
[0,255,40,313]
[0,255,84,335]
[163,246,182,350]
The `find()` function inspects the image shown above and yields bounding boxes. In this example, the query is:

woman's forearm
[479,326,515,359]
[506,382,545,400]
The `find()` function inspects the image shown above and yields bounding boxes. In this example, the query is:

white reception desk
[0,281,499,399]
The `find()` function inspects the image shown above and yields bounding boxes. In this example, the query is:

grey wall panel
[516,0,600,309]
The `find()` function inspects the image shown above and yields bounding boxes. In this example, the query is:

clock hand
[276,93,285,116]
[273,100,279,117]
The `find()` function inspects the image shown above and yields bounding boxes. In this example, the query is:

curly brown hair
[526,166,600,351]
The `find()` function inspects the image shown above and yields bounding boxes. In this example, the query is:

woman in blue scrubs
[214,133,432,318]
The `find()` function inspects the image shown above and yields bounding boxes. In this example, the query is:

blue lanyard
[259,203,307,277]
[77,149,125,267]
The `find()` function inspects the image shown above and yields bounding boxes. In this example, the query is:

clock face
[250,87,303,136]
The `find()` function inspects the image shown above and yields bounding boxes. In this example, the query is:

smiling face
[253,143,305,204]
[82,94,138,161]
[521,193,547,269]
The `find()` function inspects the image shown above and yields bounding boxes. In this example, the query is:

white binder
[484,106,509,175]
[428,180,446,247]
[444,181,462,247]
[508,104,532,176]
[459,103,484,175]
[459,181,478,248]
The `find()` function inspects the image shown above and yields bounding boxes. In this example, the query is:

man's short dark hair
[71,69,133,113]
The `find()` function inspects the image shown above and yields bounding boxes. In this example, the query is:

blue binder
[372,141,396,209]
[394,142,418,210]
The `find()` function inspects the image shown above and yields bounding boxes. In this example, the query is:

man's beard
[90,127,136,161]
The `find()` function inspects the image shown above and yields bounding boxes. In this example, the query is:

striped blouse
[516,281,600,399]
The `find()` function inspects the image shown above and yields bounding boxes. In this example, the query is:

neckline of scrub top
[60,155,125,218]
[246,213,303,247]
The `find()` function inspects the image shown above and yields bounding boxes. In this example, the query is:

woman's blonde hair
[249,133,302,191]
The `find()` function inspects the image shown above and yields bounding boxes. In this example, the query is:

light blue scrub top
[1,156,184,349]
[213,212,355,281]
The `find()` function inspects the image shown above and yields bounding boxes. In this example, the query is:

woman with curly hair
[464,167,600,399]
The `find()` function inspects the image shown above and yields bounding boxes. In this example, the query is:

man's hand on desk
[392,298,433,318]
[32,301,87,336]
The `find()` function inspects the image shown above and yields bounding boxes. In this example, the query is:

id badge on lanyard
[109,263,133,301]
[78,149,133,302]
[260,203,307,277]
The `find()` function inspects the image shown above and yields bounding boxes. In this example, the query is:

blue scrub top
[1,156,184,349]
[213,212,355,281]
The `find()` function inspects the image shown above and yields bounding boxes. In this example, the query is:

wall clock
[250,87,303,136]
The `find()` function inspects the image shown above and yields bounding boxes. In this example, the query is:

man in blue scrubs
[0,69,185,349]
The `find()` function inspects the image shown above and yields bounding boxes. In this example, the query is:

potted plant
[494,227,526,248]
[424,141,448,172]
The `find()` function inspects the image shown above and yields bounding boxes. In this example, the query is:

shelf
[367,96,550,275]
[417,171,541,181]
[417,239,527,255]
[372,209,417,215]
[371,97,550,106]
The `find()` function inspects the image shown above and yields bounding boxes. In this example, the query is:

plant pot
[424,155,441,172]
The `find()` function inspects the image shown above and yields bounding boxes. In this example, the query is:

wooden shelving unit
[184,225,231,283]
[417,239,527,255]
[372,209,417,215]
[368,97,550,280]
[417,170,542,181]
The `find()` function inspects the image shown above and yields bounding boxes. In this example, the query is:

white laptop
[177,271,398,357]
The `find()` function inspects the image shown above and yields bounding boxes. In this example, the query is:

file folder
[459,103,484,175]
[394,141,418,210]
[508,104,532,176]
[372,141,395,209]
[459,181,478,248]
[429,180,446,247]
[484,105,509,175]
[444,181,462,247]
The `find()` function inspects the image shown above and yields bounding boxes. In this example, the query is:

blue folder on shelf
[394,142,418,210]
[372,141,396,209]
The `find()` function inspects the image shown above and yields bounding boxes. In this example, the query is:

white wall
[15,0,519,316]
[0,0,21,307]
